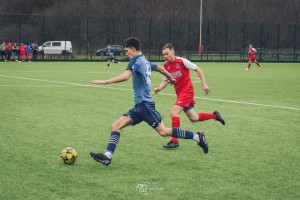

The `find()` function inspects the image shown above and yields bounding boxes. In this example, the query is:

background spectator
[12,43,19,61]
[1,42,6,61]
[6,43,13,62]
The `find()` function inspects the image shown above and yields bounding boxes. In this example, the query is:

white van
[39,41,72,55]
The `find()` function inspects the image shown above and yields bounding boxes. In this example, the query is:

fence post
[112,19,116,44]
[206,21,210,51]
[106,20,110,44]
[168,20,171,42]
[242,22,246,61]
[225,22,228,61]
[206,21,210,61]
[18,16,22,60]
[42,16,45,60]
[294,24,297,62]
[64,17,67,60]
[86,0,89,60]
[128,20,131,37]
[277,23,280,61]
[260,23,263,61]
[86,17,89,60]
[148,19,152,60]
[19,16,22,44]
[188,20,191,60]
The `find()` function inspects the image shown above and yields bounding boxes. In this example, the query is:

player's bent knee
[155,129,169,137]
[111,123,120,132]
[159,132,169,137]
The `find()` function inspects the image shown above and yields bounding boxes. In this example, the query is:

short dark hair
[123,37,141,51]
[162,43,174,51]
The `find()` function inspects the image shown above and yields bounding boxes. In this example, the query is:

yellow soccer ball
[60,147,77,165]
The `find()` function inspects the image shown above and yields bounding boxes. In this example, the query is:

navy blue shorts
[124,101,162,128]
[108,55,114,61]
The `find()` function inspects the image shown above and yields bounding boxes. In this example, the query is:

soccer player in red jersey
[19,43,26,62]
[6,43,13,61]
[246,44,262,70]
[154,43,225,149]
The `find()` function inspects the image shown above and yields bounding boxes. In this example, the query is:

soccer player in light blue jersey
[90,37,208,166]
[106,44,120,68]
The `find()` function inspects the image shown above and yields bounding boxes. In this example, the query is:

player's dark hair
[123,37,141,51]
[162,43,174,51]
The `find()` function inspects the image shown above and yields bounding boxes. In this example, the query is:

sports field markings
[1,74,299,111]
[0,85,73,88]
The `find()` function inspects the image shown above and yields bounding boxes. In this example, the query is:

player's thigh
[140,102,162,128]
[185,108,199,122]
[111,115,132,131]
[170,105,184,117]
[155,122,172,137]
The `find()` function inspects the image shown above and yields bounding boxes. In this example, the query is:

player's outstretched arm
[154,80,169,94]
[195,67,210,95]
[91,70,132,85]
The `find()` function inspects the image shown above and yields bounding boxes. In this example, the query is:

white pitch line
[1,74,299,111]
[157,92,300,111]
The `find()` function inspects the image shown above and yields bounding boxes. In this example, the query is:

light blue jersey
[126,55,157,104]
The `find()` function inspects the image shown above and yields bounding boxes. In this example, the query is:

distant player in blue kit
[106,44,120,68]
[27,43,32,62]
[90,37,209,166]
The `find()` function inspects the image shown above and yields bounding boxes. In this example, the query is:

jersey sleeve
[182,58,197,70]
[149,61,158,71]
[126,59,135,71]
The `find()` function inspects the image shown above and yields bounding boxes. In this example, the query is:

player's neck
[169,56,176,63]
[132,51,142,58]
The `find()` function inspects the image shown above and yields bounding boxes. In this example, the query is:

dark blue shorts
[108,55,114,61]
[124,101,162,128]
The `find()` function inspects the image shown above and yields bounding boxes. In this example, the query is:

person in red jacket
[6,43,13,61]
[245,44,262,71]
[19,43,26,62]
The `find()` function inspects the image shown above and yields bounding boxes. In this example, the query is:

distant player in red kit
[19,43,26,62]
[6,43,13,61]
[246,44,262,71]
[154,43,225,149]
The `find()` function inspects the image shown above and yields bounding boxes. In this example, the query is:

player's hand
[167,77,176,85]
[203,84,211,95]
[91,80,107,84]
[154,88,160,94]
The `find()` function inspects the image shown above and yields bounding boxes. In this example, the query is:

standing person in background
[27,43,32,62]
[245,44,262,71]
[90,37,209,166]
[32,43,38,60]
[6,43,13,62]
[1,42,6,61]
[154,43,225,149]
[19,43,26,62]
[12,43,19,61]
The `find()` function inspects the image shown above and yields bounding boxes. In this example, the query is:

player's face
[162,48,175,62]
[125,47,136,59]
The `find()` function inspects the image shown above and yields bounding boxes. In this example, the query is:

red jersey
[163,57,197,108]
[248,47,257,61]
[19,45,26,53]
[6,44,13,51]
[248,47,257,55]
[19,45,26,56]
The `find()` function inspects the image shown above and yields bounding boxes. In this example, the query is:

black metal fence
[1,14,299,62]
